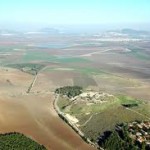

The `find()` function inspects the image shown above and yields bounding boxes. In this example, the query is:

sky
[0,0,150,30]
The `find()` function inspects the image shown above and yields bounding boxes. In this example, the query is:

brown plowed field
[0,68,95,150]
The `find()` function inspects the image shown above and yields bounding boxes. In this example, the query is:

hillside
[56,87,150,149]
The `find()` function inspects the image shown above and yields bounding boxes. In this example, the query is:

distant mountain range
[121,28,150,35]
[105,28,150,38]
[0,28,150,36]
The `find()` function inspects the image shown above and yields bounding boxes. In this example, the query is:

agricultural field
[0,30,150,149]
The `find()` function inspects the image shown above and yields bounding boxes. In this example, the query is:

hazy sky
[0,0,150,29]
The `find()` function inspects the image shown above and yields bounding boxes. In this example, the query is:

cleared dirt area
[0,68,95,150]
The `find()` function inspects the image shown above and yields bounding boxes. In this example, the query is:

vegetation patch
[23,51,89,63]
[0,132,46,150]
[98,121,150,150]
[55,86,83,98]
[23,51,57,62]
[6,63,45,75]
[118,95,141,108]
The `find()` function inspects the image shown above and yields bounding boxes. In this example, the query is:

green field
[23,51,57,62]
[127,47,150,61]
[23,51,89,63]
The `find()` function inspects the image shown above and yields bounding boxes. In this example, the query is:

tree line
[55,86,83,98]
[0,132,46,150]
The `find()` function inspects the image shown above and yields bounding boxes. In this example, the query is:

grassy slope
[57,94,150,141]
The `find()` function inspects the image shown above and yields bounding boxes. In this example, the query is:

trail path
[80,49,112,57]
[26,66,51,93]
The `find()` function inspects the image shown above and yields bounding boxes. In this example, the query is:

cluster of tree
[55,86,83,98]
[98,124,148,150]
[122,103,138,108]
[6,63,45,75]
[0,132,46,150]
